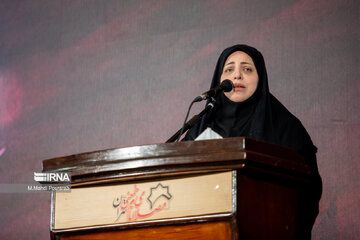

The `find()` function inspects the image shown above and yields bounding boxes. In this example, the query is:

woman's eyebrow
[225,61,235,66]
[225,61,253,66]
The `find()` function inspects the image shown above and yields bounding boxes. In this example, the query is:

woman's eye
[244,67,252,72]
[224,68,233,73]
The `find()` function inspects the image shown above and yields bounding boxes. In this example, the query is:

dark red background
[0,0,359,239]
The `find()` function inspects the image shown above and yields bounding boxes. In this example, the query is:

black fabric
[183,44,322,238]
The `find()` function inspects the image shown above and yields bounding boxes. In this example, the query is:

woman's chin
[225,93,249,102]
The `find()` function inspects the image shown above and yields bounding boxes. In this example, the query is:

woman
[183,44,322,238]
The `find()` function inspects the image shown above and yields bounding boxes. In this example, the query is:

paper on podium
[195,128,223,141]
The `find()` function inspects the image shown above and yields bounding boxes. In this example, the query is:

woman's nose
[234,69,242,79]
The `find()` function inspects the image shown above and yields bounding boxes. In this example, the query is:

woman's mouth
[233,83,245,90]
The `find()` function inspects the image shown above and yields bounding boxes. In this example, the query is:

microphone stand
[166,98,216,143]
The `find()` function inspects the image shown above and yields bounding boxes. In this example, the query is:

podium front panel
[53,171,234,230]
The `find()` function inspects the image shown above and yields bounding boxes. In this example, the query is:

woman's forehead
[224,51,254,64]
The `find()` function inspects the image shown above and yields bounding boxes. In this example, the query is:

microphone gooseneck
[166,80,232,142]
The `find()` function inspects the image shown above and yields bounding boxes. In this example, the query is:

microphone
[194,79,233,102]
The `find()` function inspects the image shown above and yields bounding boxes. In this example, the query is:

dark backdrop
[0,0,359,239]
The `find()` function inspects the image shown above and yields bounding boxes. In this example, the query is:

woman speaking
[183,44,322,238]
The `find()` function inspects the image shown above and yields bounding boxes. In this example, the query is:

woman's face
[220,51,259,102]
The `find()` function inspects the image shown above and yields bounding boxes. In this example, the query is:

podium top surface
[42,137,310,185]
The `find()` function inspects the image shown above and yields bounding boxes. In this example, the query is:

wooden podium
[42,137,312,240]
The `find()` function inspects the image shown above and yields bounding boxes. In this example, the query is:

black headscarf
[183,44,322,237]
[184,44,315,158]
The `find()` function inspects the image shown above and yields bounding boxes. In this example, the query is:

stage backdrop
[0,0,358,239]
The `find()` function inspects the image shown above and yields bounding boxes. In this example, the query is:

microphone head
[221,79,233,92]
